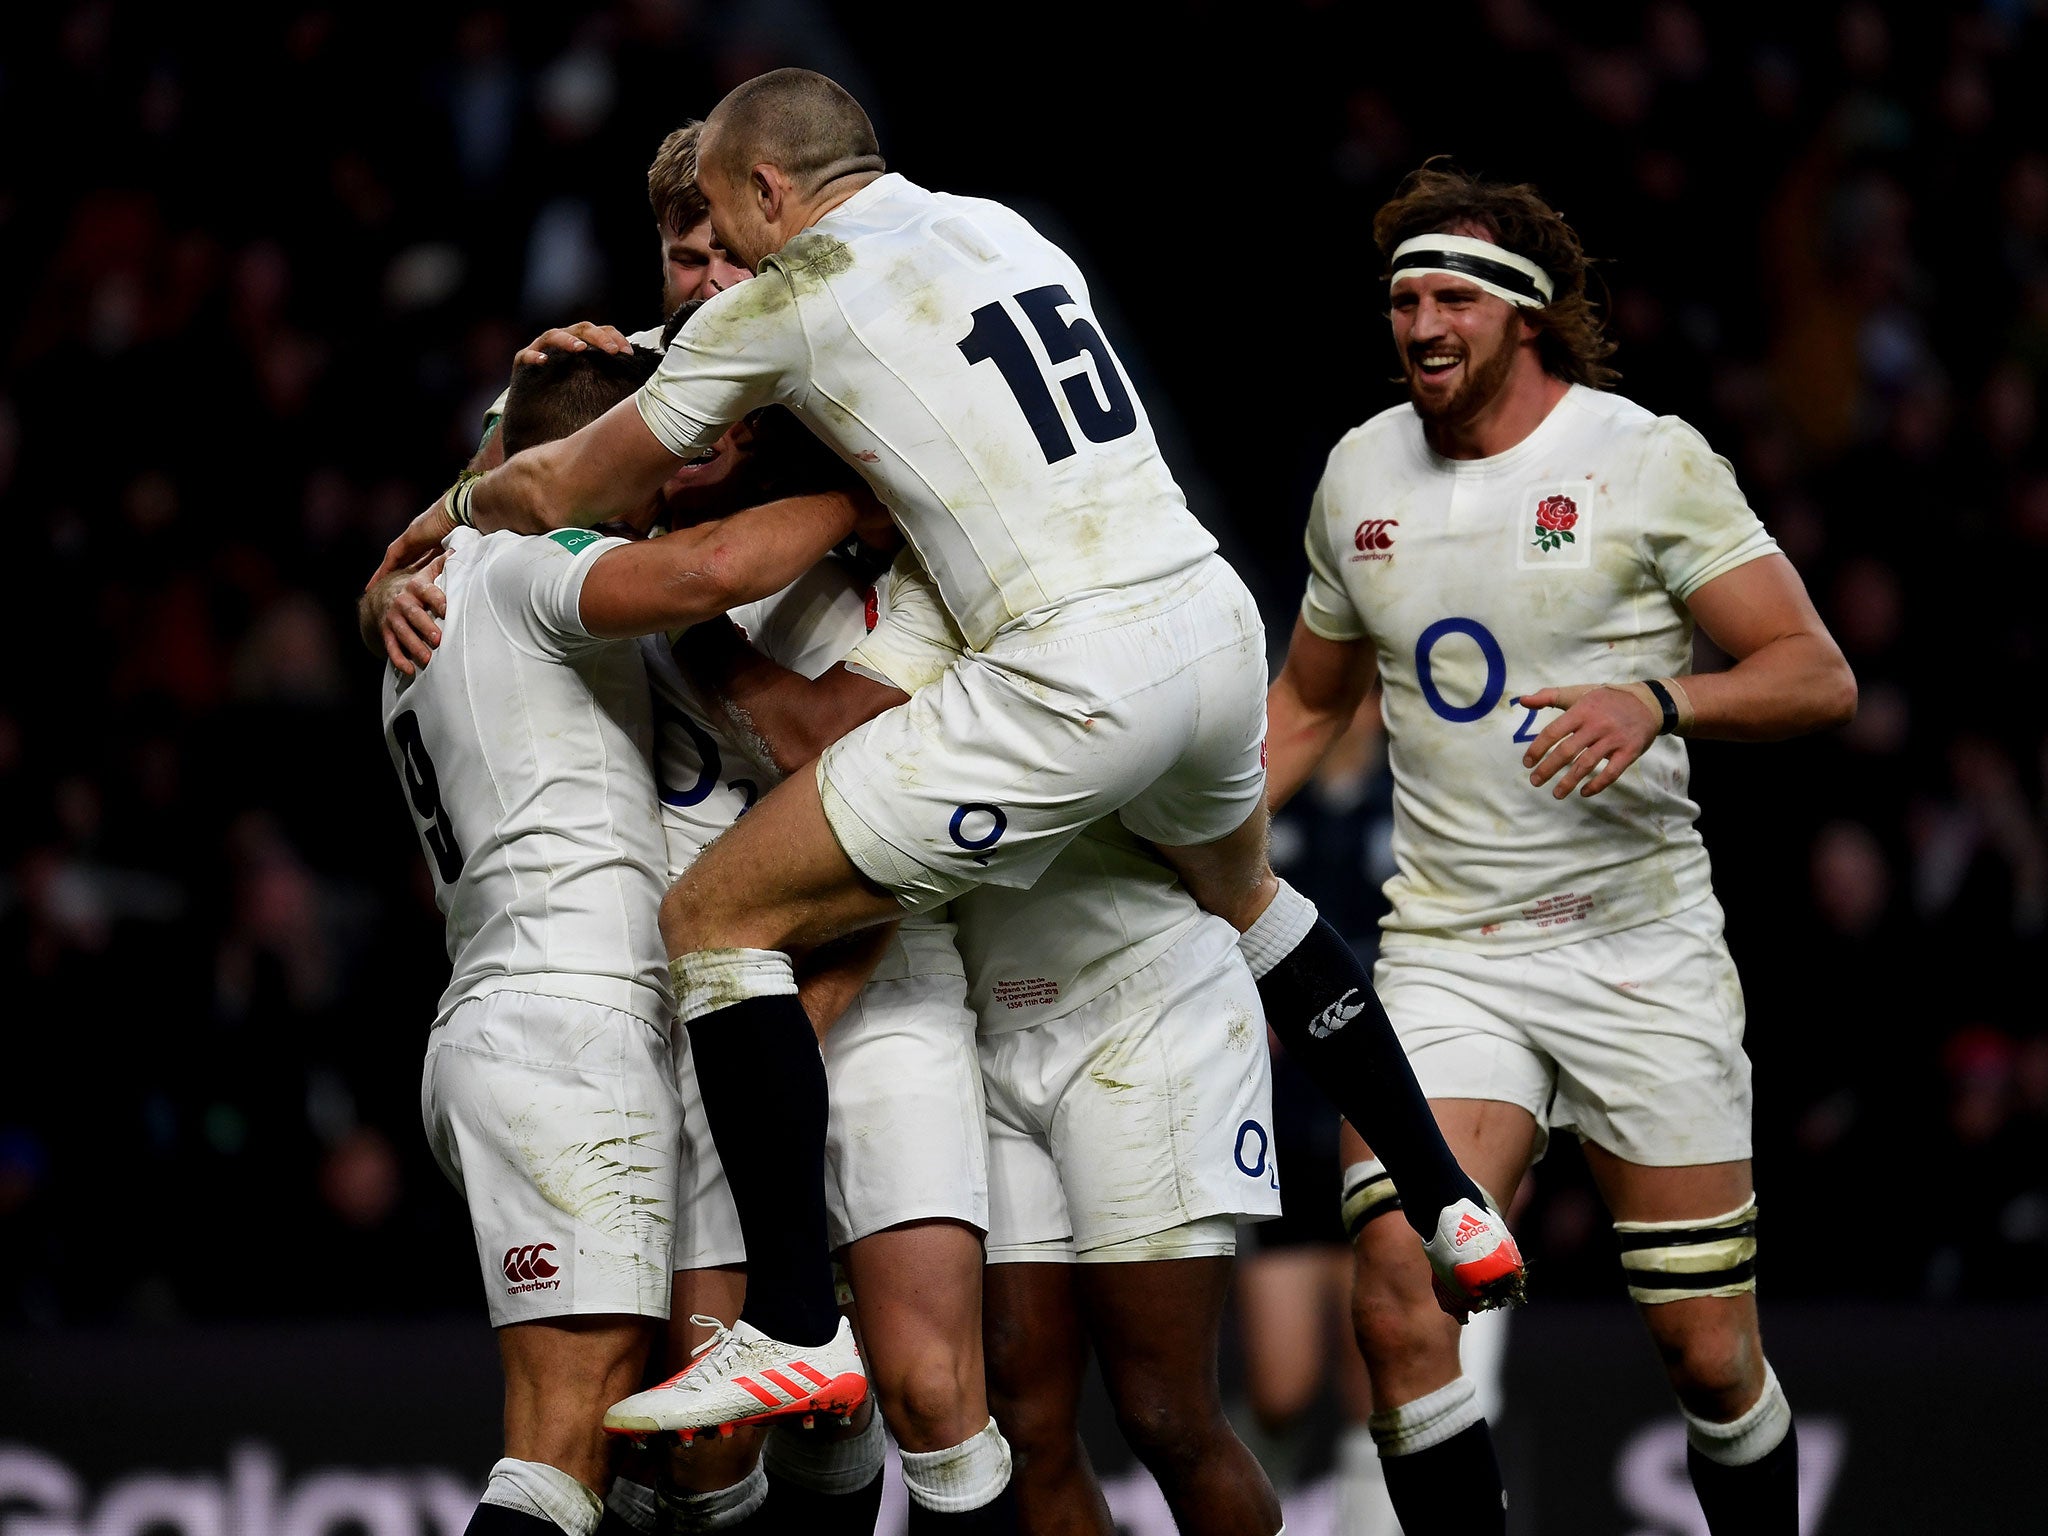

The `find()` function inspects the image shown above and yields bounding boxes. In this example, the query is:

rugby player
[389,323,1015,1531]
[371,69,1524,1424]
[1266,164,1857,1535]
[373,348,863,1536]
[669,553,1290,1535]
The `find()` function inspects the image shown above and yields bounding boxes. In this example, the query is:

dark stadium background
[2,2,2043,1531]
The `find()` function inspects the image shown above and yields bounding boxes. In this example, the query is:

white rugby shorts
[422,988,680,1327]
[1376,897,1753,1167]
[817,555,1269,912]
[981,916,1282,1260]
[672,966,989,1269]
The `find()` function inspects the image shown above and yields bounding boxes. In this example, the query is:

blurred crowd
[2,0,2043,1329]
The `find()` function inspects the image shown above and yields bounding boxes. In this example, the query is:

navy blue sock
[465,1506,567,1536]
[906,1480,1018,1533]
[685,993,840,1345]
[1380,1421,1506,1536]
[1256,915,1483,1234]
[761,1468,884,1534]
[1688,1421,1799,1536]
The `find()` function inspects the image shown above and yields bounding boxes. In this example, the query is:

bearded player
[1265,163,1856,1536]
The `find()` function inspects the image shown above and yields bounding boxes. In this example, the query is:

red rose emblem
[1531,494,1580,553]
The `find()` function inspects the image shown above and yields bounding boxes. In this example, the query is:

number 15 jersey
[1300,385,1778,954]
[635,174,1214,650]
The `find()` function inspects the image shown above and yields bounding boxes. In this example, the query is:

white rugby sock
[767,1409,887,1493]
[898,1418,1012,1513]
[1683,1362,1792,1467]
[479,1459,603,1536]
[1368,1376,1483,1458]
[668,1464,767,1529]
[671,947,796,1024]
[1459,1304,1511,1424]
[1236,880,1319,980]
[602,1477,659,1535]
[1335,1424,1400,1535]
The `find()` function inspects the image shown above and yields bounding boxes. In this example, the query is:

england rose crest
[1532,494,1578,553]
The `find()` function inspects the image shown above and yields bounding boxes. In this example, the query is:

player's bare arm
[373,393,688,583]
[1521,553,1857,799]
[575,490,860,639]
[1265,617,1380,811]
[677,621,905,773]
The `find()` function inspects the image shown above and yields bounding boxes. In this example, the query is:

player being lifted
[1265,164,1856,1536]
[373,68,1524,1434]
[668,549,1292,1536]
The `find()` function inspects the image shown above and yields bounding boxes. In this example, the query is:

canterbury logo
[1309,989,1366,1039]
[1353,518,1399,552]
[503,1244,560,1283]
[732,1359,833,1409]
[1454,1213,1488,1249]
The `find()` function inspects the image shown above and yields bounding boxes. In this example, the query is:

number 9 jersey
[381,527,673,1028]
[1300,385,1778,954]
[633,173,1215,651]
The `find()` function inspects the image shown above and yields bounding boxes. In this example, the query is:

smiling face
[659,216,750,314]
[1389,270,1528,428]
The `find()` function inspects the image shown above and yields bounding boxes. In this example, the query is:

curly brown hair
[647,122,709,237]
[1374,161,1618,389]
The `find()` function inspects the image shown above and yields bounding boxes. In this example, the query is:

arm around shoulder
[575,491,861,640]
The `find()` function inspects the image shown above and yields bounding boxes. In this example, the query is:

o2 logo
[654,695,758,816]
[1234,1120,1279,1189]
[1413,616,1540,743]
[949,803,1008,864]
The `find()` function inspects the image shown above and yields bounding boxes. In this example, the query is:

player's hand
[1518,683,1660,799]
[377,554,450,675]
[515,322,633,367]
[369,501,458,590]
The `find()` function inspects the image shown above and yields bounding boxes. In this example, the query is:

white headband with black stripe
[1390,233,1554,308]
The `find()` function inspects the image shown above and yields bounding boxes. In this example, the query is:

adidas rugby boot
[1423,1198,1526,1316]
[605,1314,867,1441]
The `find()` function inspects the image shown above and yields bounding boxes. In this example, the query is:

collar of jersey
[1413,382,1584,477]
[815,171,908,232]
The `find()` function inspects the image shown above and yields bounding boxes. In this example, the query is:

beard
[1404,315,1520,426]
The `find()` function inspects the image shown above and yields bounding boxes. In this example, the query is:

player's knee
[876,1348,981,1452]
[1108,1378,1224,1480]
[1654,1316,1762,1416]
[1349,1262,1443,1374]
[987,1382,1073,1463]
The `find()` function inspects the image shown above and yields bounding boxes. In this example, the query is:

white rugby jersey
[636,174,1216,649]
[381,526,671,1026]
[847,554,1203,1028]
[651,551,963,984]
[1300,385,1778,953]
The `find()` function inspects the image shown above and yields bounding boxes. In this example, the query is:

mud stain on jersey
[776,232,855,292]
[1224,1006,1255,1052]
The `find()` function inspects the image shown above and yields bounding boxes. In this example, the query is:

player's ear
[752,164,783,220]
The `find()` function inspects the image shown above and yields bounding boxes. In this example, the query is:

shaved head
[701,68,884,194]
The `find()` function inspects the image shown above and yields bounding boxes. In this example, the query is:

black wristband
[1642,678,1680,736]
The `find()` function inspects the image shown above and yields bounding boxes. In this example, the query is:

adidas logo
[1309,989,1366,1039]
[733,1360,834,1410]
[1454,1212,1488,1249]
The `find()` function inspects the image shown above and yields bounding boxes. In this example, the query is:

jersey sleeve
[1639,417,1781,601]
[635,278,808,457]
[494,528,631,654]
[844,552,963,695]
[1298,465,1369,643]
